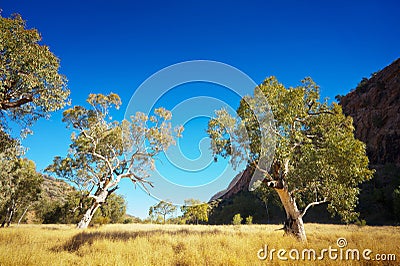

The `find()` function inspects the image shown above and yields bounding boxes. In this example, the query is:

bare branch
[251,161,274,181]
[307,110,334,116]
[301,198,328,218]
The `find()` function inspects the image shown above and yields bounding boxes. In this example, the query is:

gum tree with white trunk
[47,93,182,229]
[208,76,373,242]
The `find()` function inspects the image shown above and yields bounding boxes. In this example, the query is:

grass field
[0,223,399,265]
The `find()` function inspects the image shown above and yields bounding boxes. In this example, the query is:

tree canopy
[150,200,176,224]
[0,14,69,135]
[181,199,209,224]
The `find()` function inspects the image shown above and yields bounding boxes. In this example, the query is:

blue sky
[2,0,399,218]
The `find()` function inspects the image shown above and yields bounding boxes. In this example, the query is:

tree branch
[0,95,33,110]
[307,110,334,116]
[251,161,274,181]
[300,198,328,218]
[262,180,284,189]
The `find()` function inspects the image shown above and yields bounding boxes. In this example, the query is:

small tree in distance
[150,200,176,224]
[47,93,182,228]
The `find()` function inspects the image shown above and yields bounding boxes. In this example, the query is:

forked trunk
[275,188,307,242]
[77,189,109,229]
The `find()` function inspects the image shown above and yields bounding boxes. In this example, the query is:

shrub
[232,213,242,225]
[355,219,367,227]
[245,216,253,225]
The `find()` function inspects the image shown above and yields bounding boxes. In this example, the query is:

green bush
[245,215,253,225]
[355,219,367,227]
[123,218,133,224]
[232,213,242,225]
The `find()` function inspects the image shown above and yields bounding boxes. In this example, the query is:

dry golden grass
[0,223,399,265]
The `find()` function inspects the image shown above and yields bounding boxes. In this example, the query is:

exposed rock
[209,167,253,201]
[340,58,400,166]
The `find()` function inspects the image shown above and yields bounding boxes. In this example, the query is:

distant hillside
[41,175,75,202]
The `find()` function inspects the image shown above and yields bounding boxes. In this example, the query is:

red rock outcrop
[340,58,400,166]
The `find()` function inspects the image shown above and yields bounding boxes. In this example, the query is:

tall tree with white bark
[46,93,182,228]
[208,76,374,241]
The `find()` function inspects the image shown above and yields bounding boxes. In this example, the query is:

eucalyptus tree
[208,76,373,241]
[150,200,176,224]
[0,14,69,135]
[47,93,182,228]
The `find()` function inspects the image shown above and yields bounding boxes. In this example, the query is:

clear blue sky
[2,0,399,218]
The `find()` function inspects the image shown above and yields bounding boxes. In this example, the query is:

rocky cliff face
[340,58,400,166]
[209,167,253,201]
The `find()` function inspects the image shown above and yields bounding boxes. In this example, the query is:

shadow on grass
[54,229,222,253]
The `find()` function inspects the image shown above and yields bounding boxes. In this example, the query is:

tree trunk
[1,200,16,228]
[275,188,307,242]
[18,204,31,226]
[77,189,109,229]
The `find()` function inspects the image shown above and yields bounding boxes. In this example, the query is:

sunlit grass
[0,223,399,265]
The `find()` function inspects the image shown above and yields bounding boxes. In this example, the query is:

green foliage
[150,200,176,224]
[96,193,126,224]
[122,216,143,224]
[208,76,374,224]
[355,219,367,227]
[0,156,42,226]
[123,218,134,224]
[36,189,127,225]
[232,213,242,225]
[245,215,253,225]
[356,77,369,91]
[0,14,70,135]
[393,186,400,222]
[35,190,87,224]
[181,199,209,224]
[357,164,400,225]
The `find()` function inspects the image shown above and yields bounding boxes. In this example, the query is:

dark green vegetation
[36,177,127,225]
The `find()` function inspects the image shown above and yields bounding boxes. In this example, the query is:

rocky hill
[339,58,400,166]
[41,175,75,202]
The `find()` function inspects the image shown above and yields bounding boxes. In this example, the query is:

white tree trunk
[17,204,31,226]
[77,189,109,229]
[275,188,307,242]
